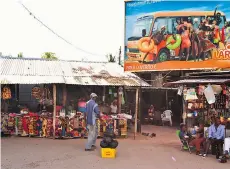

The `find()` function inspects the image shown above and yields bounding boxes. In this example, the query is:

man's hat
[90,93,98,98]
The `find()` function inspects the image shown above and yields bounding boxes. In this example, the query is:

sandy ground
[1,125,229,169]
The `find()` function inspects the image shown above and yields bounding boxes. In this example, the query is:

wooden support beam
[53,84,57,139]
[134,88,139,140]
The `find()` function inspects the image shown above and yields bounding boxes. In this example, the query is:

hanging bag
[204,85,216,104]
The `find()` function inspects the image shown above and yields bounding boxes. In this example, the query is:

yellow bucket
[101,148,116,158]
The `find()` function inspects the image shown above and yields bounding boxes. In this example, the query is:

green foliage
[41,52,58,60]
[106,53,116,63]
[17,52,23,58]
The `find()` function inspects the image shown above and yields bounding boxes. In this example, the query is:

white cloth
[204,85,216,104]
[224,138,230,151]
[110,105,117,114]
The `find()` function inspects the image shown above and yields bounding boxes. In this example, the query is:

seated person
[189,123,206,155]
[179,123,192,143]
[110,99,118,114]
[203,117,225,158]
[148,105,154,117]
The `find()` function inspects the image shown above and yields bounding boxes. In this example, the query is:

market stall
[0,57,151,139]
[167,79,230,132]
[1,85,131,139]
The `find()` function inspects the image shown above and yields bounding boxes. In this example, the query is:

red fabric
[190,137,205,151]
[22,117,28,132]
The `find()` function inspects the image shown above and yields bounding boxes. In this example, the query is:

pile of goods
[0,110,130,139]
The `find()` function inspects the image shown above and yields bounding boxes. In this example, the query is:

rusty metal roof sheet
[0,57,150,86]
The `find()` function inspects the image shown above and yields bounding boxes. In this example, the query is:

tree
[106,53,116,63]
[18,52,23,58]
[41,52,58,60]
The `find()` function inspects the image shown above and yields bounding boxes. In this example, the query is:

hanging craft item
[16,116,23,135]
[177,86,183,96]
[198,85,205,95]
[37,117,43,137]
[31,86,42,99]
[183,87,188,100]
[109,88,112,95]
[204,85,216,104]
[2,87,11,100]
[185,88,198,100]
[211,85,222,95]
[1,115,9,133]
[46,118,53,137]
[8,114,16,134]
[21,116,29,136]
[39,87,53,106]
[42,118,48,137]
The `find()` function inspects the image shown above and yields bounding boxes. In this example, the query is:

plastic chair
[176,130,192,154]
[161,110,173,126]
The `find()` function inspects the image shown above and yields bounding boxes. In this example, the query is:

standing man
[203,117,225,158]
[85,93,100,151]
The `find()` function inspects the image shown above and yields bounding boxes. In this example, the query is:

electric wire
[19,2,105,58]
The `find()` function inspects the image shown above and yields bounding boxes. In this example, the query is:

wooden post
[62,84,67,106]
[166,90,168,109]
[137,87,141,133]
[102,86,106,103]
[118,87,123,114]
[134,88,139,140]
[53,84,57,139]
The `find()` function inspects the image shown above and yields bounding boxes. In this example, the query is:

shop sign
[124,1,230,72]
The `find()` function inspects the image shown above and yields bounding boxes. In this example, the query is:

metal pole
[53,84,57,139]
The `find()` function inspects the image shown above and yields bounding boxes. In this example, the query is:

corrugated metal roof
[167,79,230,85]
[0,57,150,86]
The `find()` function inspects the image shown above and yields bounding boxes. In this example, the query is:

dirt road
[1,126,229,169]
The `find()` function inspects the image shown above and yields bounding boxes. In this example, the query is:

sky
[0,0,125,61]
[1,1,230,62]
[125,1,230,42]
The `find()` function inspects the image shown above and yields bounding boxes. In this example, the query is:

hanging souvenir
[47,118,53,137]
[31,86,41,99]
[122,94,125,105]
[183,87,188,100]
[185,88,198,100]
[109,88,112,94]
[37,117,43,137]
[118,87,123,95]
[21,116,29,136]
[40,87,53,106]
[7,115,15,134]
[42,118,48,137]
[198,85,205,95]
[204,85,216,104]
[177,86,183,96]
[222,85,227,95]
[211,85,222,94]
[2,87,11,100]
[1,115,8,133]
[28,117,35,136]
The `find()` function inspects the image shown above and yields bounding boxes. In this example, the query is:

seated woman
[189,123,206,155]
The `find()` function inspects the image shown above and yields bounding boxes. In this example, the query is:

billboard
[124,1,230,72]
